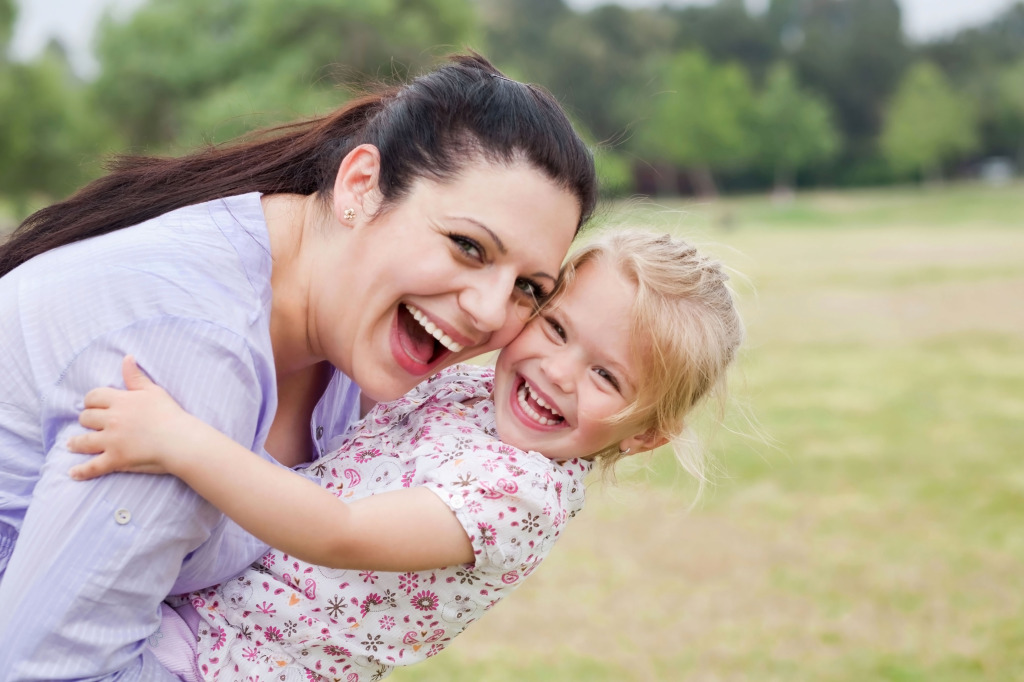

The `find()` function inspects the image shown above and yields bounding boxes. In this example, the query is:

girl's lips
[507,374,568,432]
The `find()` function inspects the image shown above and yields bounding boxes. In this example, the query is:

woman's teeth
[517,381,564,426]
[404,304,464,353]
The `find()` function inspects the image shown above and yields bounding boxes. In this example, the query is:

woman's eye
[514,278,546,302]
[449,234,483,261]
[594,367,621,392]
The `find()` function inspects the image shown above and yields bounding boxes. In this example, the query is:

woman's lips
[403,304,467,352]
[391,306,450,376]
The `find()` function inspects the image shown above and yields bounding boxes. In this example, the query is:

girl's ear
[332,144,384,225]
[618,429,669,457]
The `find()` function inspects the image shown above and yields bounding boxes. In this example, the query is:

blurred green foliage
[881,62,978,180]
[92,0,478,151]
[753,63,840,190]
[2,0,1024,219]
[633,49,756,197]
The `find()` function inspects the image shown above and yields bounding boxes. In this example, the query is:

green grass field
[392,181,1024,681]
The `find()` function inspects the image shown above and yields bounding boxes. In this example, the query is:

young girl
[68,230,744,682]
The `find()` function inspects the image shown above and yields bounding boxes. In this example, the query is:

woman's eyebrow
[448,216,507,255]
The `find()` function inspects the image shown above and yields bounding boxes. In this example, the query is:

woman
[0,53,596,681]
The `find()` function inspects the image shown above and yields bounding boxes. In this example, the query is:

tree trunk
[688,165,719,199]
[772,166,795,204]
[654,162,678,196]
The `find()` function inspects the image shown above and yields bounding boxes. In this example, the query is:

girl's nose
[540,350,575,393]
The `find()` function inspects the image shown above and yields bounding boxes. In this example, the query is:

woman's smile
[390,303,471,375]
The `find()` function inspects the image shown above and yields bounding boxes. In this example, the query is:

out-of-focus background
[4,0,1023,679]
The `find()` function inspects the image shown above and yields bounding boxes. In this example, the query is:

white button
[450,496,465,510]
[114,508,132,525]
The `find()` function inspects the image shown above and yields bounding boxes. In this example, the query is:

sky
[10,0,1021,78]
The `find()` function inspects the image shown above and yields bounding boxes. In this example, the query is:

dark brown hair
[0,53,596,277]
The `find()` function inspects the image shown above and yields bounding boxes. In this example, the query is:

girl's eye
[543,316,566,341]
[449,234,483,261]
[594,367,621,392]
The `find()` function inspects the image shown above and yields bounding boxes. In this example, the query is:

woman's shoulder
[9,193,272,332]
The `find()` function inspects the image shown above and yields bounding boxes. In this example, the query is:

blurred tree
[632,50,755,197]
[754,62,840,191]
[480,0,571,85]
[991,59,1024,164]
[0,44,113,216]
[665,0,779,84]
[0,0,14,51]
[770,0,909,178]
[881,62,977,181]
[481,0,674,149]
[922,5,1024,164]
[93,0,478,151]
[920,3,1024,83]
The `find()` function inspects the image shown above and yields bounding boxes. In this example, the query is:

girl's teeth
[523,382,562,418]
[517,383,562,425]
[404,304,464,353]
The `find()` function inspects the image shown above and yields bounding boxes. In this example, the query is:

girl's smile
[509,374,567,430]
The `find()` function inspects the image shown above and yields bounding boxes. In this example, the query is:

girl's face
[492,258,647,461]
[313,158,579,403]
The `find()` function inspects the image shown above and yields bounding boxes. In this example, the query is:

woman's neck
[262,193,334,467]
[263,193,321,378]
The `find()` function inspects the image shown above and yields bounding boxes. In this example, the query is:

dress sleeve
[419,443,583,578]
[0,317,268,681]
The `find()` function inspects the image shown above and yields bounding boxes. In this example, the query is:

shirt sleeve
[0,317,269,681]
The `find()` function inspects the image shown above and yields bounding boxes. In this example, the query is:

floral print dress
[187,364,591,681]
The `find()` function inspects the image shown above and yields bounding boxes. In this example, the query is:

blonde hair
[550,230,744,492]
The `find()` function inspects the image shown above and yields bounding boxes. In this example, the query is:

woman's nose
[459,273,513,334]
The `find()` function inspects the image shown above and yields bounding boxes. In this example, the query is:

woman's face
[313,159,580,403]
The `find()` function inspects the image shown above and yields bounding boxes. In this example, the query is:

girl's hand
[68,356,199,480]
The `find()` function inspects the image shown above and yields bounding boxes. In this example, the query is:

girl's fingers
[121,355,155,391]
[78,408,107,431]
[83,387,115,409]
[68,457,110,481]
[67,431,105,455]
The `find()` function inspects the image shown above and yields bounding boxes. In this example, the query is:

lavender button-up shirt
[0,193,360,680]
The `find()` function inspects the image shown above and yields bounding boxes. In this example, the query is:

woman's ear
[618,429,669,457]
[332,144,384,225]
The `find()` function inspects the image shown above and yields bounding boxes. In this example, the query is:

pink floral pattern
[192,365,590,681]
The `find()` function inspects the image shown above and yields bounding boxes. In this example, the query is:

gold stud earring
[343,208,356,221]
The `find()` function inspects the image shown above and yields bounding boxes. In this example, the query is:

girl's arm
[68,357,473,572]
